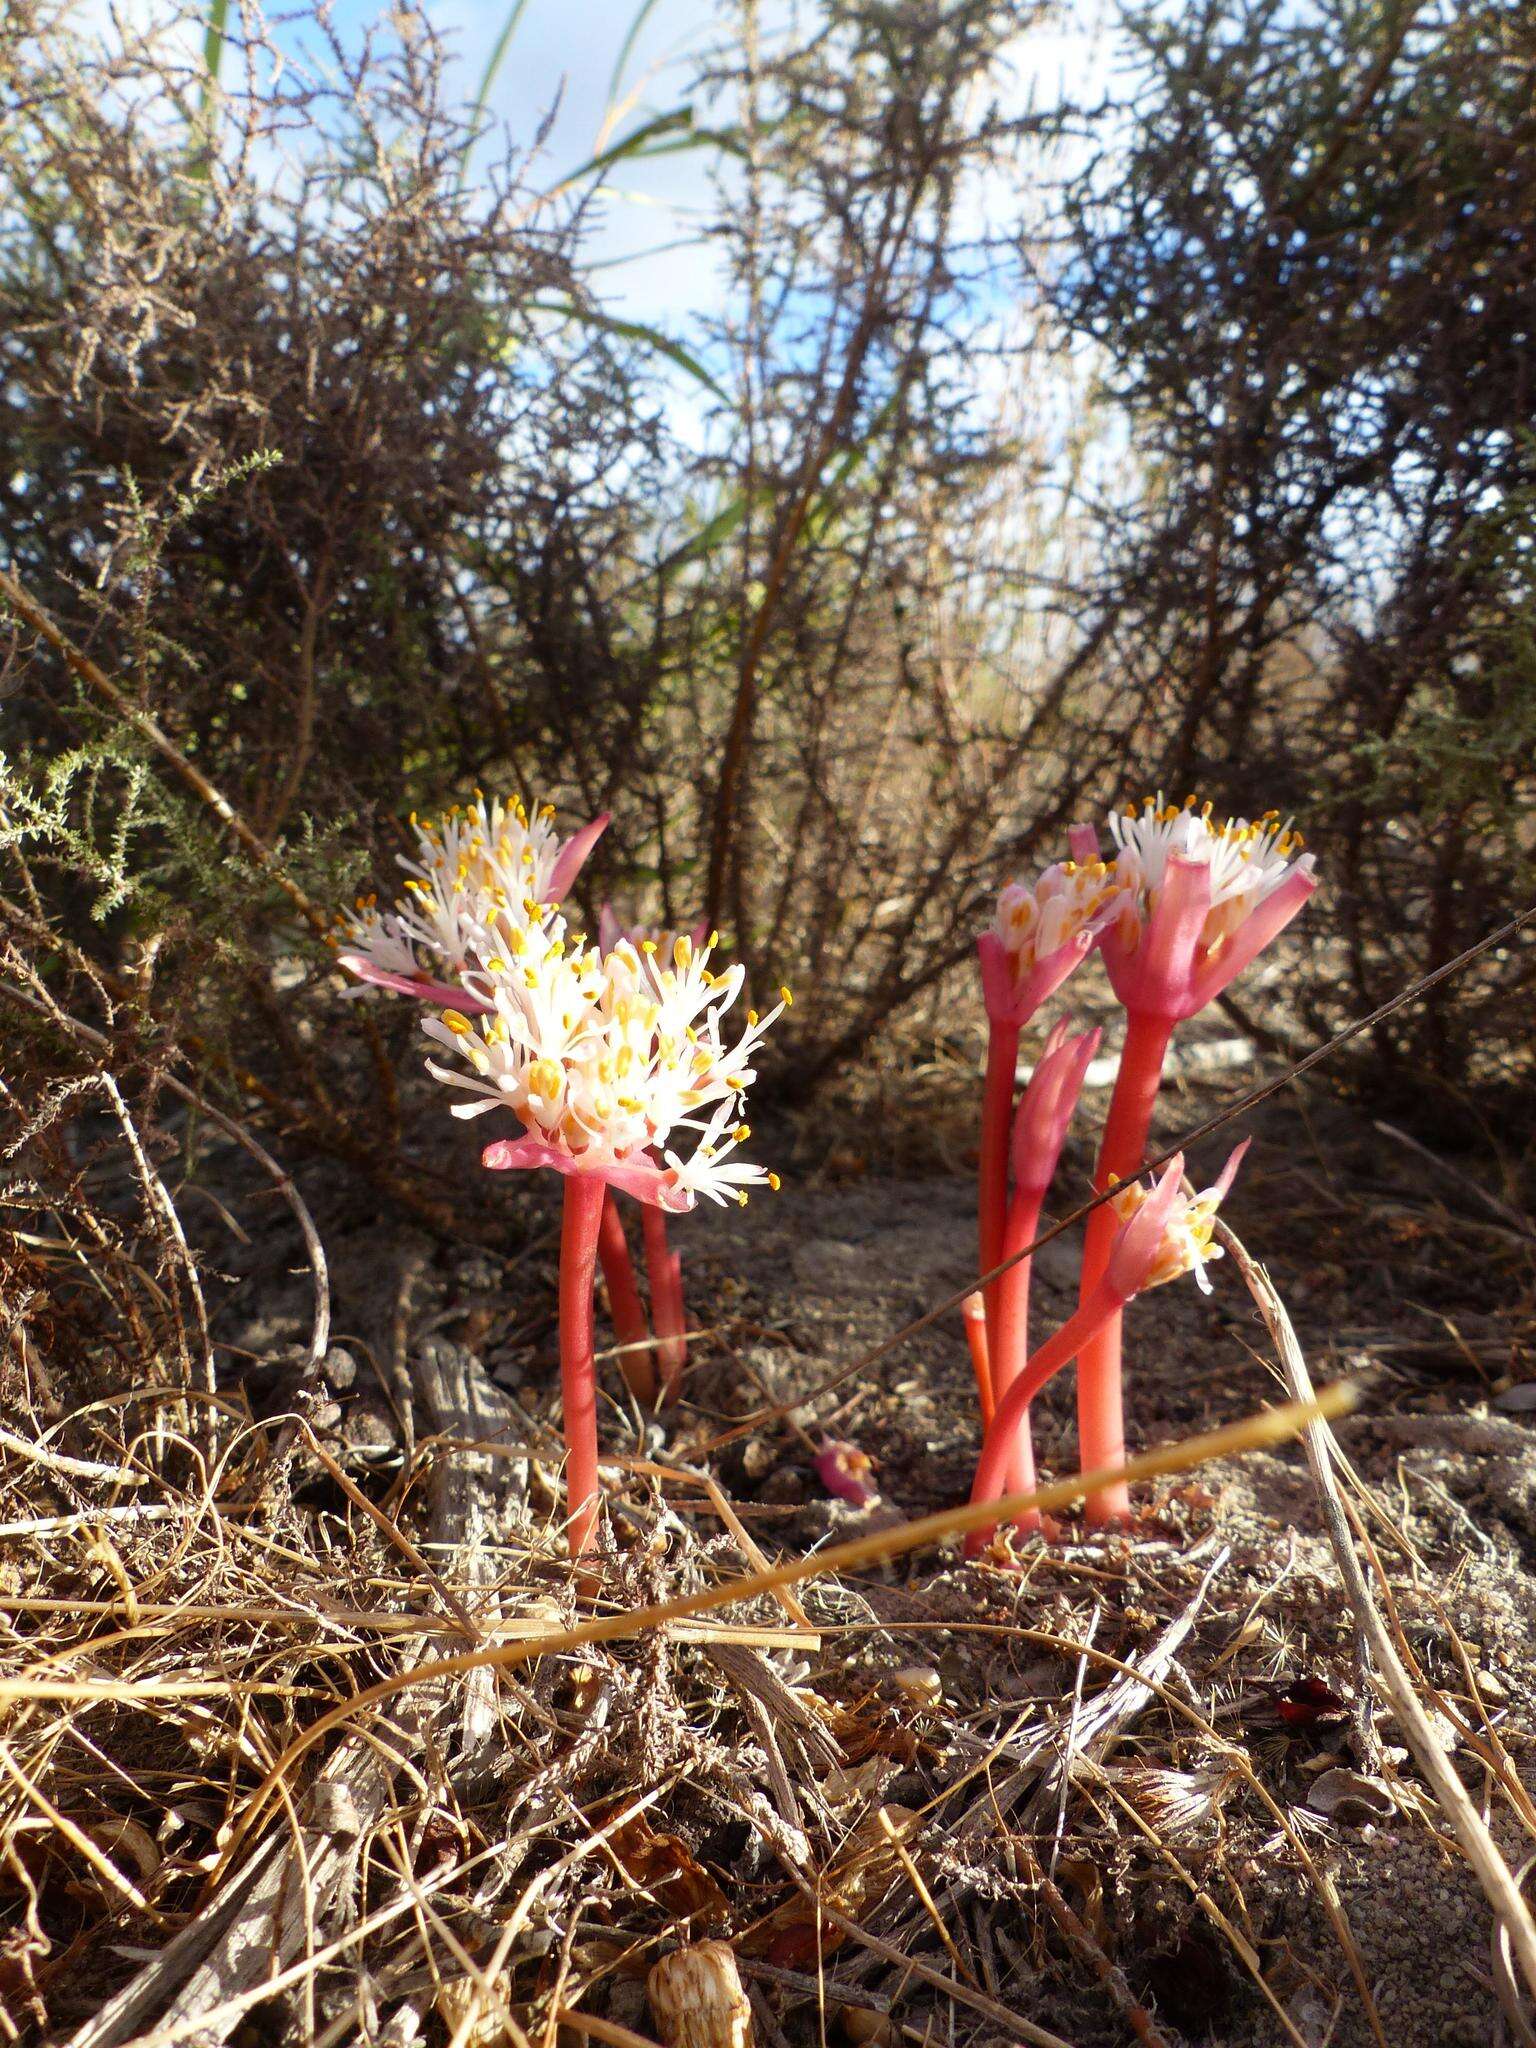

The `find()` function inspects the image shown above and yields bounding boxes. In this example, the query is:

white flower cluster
[335,793,574,986]
[423,922,786,1208]
[1107,796,1315,951]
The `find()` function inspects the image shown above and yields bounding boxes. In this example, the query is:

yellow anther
[443,1011,472,1035]
[734,1124,750,1143]
[767,1173,781,1192]
[779,985,793,1007]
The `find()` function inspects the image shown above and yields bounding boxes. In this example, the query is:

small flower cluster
[335,793,606,999]
[424,923,785,1211]
[332,788,788,1561]
[1106,796,1312,951]
[1107,1147,1247,1295]
[970,789,1317,1537]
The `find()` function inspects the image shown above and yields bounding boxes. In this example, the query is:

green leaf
[559,105,696,188]
[528,298,727,403]
[202,0,230,92]
[187,0,230,182]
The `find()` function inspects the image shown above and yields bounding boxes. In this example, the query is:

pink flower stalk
[967,1148,1244,1553]
[815,1438,878,1507]
[962,1293,993,1427]
[976,863,1124,1382]
[640,1201,689,1403]
[1071,797,1316,1522]
[989,1020,1100,1523]
[425,923,785,1556]
[334,793,609,1001]
[598,906,713,1406]
[597,1195,656,1405]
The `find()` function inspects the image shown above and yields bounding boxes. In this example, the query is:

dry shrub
[2,0,1141,1145]
[1055,0,1536,1111]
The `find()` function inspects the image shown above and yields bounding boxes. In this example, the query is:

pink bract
[480,1134,695,1212]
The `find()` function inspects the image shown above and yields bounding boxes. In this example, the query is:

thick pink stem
[967,1277,1121,1555]
[559,1175,607,1559]
[993,1186,1043,1511]
[1075,1010,1175,1522]
[597,1195,656,1405]
[641,1202,688,1403]
[977,1019,1021,1383]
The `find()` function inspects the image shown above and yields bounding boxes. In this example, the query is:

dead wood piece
[415,1334,530,1773]
[65,1736,407,2048]
[705,1639,842,1773]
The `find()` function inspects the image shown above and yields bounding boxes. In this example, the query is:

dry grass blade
[1219,1222,1536,2022]
[213,1385,1353,1874]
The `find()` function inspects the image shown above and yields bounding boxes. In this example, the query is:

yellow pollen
[767,1173,781,1192]
[779,985,793,1007]
[443,1011,472,1035]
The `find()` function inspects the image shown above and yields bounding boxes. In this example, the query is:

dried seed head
[647,1941,754,2048]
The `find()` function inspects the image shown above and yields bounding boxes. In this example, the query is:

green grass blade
[608,0,669,102]
[529,298,727,403]
[186,0,230,182]
[459,0,533,186]
[558,104,695,187]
